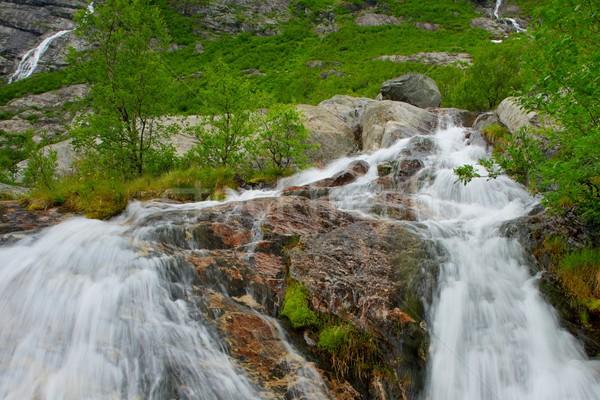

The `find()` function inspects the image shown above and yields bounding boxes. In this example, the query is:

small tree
[23,147,58,191]
[69,0,173,179]
[254,104,312,170]
[187,60,265,168]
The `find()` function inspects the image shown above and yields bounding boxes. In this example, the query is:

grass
[557,247,600,312]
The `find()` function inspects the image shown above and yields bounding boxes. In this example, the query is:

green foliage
[518,0,600,225]
[69,0,174,179]
[0,130,33,183]
[281,280,318,329]
[448,41,527,111]
[253,104,314,170]
[0,69,79,106]
[23,147,58,191]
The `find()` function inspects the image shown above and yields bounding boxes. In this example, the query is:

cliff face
[0,0,87,81]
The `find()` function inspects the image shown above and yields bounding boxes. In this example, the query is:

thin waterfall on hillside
[8,1,94,83]
[493,0,526,33]
[8,30,72,84]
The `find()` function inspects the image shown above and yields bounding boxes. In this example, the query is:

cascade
[1,116,600,398]
[8,30,72,84]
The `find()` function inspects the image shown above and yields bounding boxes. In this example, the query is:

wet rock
[347,160,369,175]
[398,136,437,158]
[0,200,64,240]
[436,108,477,127]
[289,220,439,398]
[317,95,375,148]
[499,208,600,356]
[370,192,416,221]
[380,73,442,108]
[362,101,436,152]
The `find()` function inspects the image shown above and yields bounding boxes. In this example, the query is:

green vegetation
[0,130,33,183]
[281,280,319,329]
[557,247,600,313]
[455,0,600,228]
[69,0,174,178]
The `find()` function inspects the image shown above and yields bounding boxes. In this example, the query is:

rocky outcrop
[354,13,402,27]
[470,17,516,36]
[170,0,292,38]
[375,52,472,67]
[381,73,442,108]
[297,104,358,164]
[495,96,540,134]
[288,220,438,398]
[361,100,437,152]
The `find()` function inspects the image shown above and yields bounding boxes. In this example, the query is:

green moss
[281,280,319,329]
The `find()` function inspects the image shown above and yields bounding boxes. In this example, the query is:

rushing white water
[416,126,600,399]
[8,30,72,84]
[1,114,599,398]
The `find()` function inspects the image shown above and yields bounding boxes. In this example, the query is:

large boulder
[495,97,540,134]
[297,104,358,163]
[380,73,442,108]
[470,17,516,36]
[317,94,375,138]
[361,100,437,151]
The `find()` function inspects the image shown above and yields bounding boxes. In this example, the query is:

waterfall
[493,0,526,33]
[1,116,599,397]
[8,30,72,84]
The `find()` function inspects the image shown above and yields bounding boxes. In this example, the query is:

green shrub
[557,247,600,308]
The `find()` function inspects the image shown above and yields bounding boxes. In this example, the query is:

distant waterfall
[493,0,526,32]
[8,1,95,83]
[8,30,72,84]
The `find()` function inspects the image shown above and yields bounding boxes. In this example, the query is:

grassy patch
[557,247,600,311]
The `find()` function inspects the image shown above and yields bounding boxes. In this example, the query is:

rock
[7,84,89,110]
[306,60,324,69]
[0,184,30,199]
[381,121,422,148]
[495,97,540,134]
[470,17,516,36]
[15,139,75,182]
[375,52,472,67]
[297,104,358,163]
[370,192,416,221]
[317,95,375,145]
[172,0,291,37]
[289,220,439,398]
[499,208,600,356]
[380,73,442,108]
[414,21,440,31]
[193,42,204,53]
[347,160,369,175]
[242,68,266,76]
[313,22,340,37]
[0,118,34,134]
[434,107,477,127]
[399,135,437,158]
[361,100,436,152]
[319,69,345,79]
[354,13,402,27]
[0,200,63,241]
